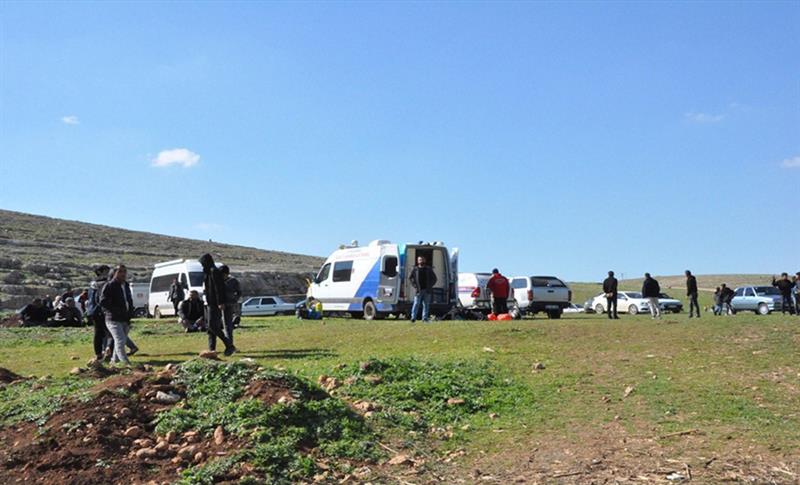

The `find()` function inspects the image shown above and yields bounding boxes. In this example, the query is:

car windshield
[531,277,566,287]
[755,287,780,296]
[624,292,642,298]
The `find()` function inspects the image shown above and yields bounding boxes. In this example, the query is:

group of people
[19,290,90,327]
[712,272,800,316]
[601,270,800,320]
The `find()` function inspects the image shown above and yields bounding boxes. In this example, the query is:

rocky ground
[0,209,323,310]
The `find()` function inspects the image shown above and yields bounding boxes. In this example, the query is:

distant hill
[0,209,324,309]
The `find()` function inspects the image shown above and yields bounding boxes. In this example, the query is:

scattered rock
[363,374,383,385]
[277,395,296,404]
[69,367,84,375]
[532,362,546,371]
[154,441,169,453]
[135,447,157,459]
[165,431,177,443]
[482,347,496,353]
[182,431,200,444]
[133,438,154,448]
[69,355,79,361]
[317,375,340,392]
[489,413,498,419]
[154,391,181,404]
[198,350,219,360]
[213,426,225,445]
[388,454,414,466]
[623,385,635,398]
[447,397,465,406]
[193,451,205,464]
[177,445,198,459]
[353,400,379,412]
[118,407,133,419]
[123,426,143,438]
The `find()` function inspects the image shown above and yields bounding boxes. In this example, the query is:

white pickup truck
[510,275,572,319]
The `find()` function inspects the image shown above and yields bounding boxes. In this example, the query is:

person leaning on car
[772,273,796,315]
[602,271,619,319]
[719,283,734,315]
[641,273,662,320]
[685,270,700,318]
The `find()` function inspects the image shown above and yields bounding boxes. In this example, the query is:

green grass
[1,311,798,470]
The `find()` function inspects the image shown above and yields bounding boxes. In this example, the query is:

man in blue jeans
[409,256,437,322]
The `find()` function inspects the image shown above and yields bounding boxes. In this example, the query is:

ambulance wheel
[363,300,378,320]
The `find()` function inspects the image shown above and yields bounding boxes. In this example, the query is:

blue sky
[1,1,798,281]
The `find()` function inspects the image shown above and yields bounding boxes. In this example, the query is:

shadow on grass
[240,348,337,360]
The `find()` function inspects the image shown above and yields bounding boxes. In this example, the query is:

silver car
[730,286,784,315]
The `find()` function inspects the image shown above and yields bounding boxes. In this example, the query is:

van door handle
[547,290,554,293]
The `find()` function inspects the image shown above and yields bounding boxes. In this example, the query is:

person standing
[602,271,619,319]
[100,265,137,365]
[168,278,185,316]
[220,265,241,344]
[87,265,111,362]
[712,286,722,315]
[642,273,662,319]
[685,270,700,318]
[720,283,734,315]
[408,255,437,323]
[199,254,236,356]
[794,272,800,316]
[486,268,511,315]
[772,273,795,315]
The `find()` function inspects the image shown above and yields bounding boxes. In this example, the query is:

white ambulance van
[148,259,207,318]
[308,240,459,320]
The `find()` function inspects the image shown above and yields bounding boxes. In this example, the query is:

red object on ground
[497,313,513,321]
[487,313,498,321]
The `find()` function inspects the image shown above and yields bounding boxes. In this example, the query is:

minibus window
[333,261,353,282]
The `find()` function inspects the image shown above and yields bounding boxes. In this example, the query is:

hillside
[0,209,324,309]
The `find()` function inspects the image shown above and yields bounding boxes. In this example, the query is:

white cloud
[684,112,725,123]
[151,148,200,168]
[61,115,79,125]
[780,156,800,169]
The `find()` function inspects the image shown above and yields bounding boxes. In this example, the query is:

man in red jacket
[486,268,511,315]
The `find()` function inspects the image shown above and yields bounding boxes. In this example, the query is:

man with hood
[87,265,112,362]
[199,253,236,356]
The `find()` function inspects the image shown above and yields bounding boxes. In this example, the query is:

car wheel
[628,305,638,315]
[595,304,605,314]
[757,303,769,315]
[549,310,562,319]
[153,307,162,319]
[363,300,378,320]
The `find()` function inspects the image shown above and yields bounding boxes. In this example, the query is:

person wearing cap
[486,268,511,315]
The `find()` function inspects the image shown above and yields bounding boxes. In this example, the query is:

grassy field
[1,308,799,483]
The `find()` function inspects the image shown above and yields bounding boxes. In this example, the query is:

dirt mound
[0,369,249,484]
[0,314,22,328]
[0,367,25,385]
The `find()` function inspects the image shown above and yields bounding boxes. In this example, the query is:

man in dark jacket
[642,273,662,319]
[199,253,236,355]
[685,270,700,318]
[168,278,185,315]
[408,255,437,323]
[772,273,796,315]
[602,271,619,319]
[100,265,138,365]
[19,298,51,326]
[179,290,206,332]
[486,268,511,315]
[794,272,800,316]
[221,265,241,343]
[720,283,735,315]
[87,265,112,361]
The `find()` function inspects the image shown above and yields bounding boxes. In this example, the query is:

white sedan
[240,296,295,316]
[589,291,651,315]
